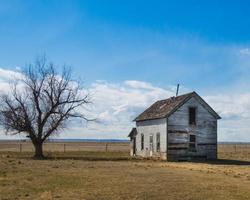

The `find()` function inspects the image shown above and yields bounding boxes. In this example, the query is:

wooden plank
[168,143,188,148]
[168,130,188,133]
[197,143,217,146]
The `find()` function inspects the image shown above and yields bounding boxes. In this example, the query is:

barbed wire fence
[0,142,130,153]
[0,142,250,160]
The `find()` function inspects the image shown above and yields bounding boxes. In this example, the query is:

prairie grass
[0,144,250,200]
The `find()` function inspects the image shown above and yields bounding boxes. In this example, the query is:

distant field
[0,141,130,153]
[218,144,250,161]
[0,142,250,200]
[0,141,250,161]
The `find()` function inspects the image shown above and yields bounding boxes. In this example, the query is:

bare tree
[0,57,91,158]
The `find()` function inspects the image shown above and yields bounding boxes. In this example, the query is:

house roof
[134,91,221,122]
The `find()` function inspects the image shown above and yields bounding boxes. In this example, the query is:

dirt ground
[0,151,250,200]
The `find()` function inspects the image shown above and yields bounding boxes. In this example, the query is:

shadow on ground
[30,157,250,165]
[189,159,250,165]
[46,156,133,161]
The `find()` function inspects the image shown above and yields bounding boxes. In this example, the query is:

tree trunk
[34,142,44,159]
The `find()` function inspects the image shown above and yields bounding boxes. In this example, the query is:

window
[190,134,196,142]
[189,134,196,151]
[189,107,196,125]
[141,134,144,150]
[156,133,160,152]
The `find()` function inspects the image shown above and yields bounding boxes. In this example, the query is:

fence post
[105,143,108,152]
[234,144,237,153]
[249,144,250,159]
[19,143,22,153]
[63,144,66,153]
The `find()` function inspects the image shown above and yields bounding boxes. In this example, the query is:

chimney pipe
[176,84,180,96]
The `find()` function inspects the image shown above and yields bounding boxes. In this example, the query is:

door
[133,137,136,155]
[149,135,153,157]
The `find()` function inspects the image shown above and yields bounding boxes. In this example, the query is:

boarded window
[189,107,196,125]
[156,133,160,152]
[189,134,196,151]
[190,134,196,142]
[141,134,144,150]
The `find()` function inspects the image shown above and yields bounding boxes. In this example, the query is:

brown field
[0,142,250,200]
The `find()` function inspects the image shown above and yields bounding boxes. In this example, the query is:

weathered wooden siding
[167,97,217,161]
[136,118,167,159]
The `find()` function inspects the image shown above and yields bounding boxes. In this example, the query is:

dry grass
[218,144,250,161]
[0,144,250,200]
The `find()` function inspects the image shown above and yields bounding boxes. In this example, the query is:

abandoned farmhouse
[128,91,221,161]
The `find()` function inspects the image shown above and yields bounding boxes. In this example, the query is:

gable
[167,93,221,120]
[168,96,218,126]
[134,91,221,122]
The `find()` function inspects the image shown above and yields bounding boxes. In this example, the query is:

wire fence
[218,144,250,153]
[0,141,130,153]
[1,142,250,155]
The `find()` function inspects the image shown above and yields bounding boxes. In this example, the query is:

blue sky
[0,1,250,141]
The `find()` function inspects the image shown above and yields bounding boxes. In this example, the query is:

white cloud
[239,48,250,56]
[0,67,23,80]
[205,94,250,120]
[124,80,156,90]
[61,83,250,141]
[205,93,250,142]
[0,67,25,95]
[76,80,175,138]
[68,80,250,142]
[0,68,250,141]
